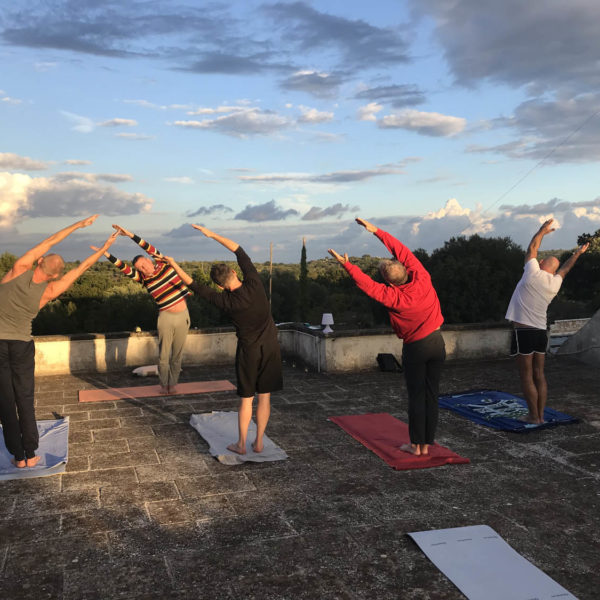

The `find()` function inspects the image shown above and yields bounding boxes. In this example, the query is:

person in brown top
[0,216,117,468]
[165,225,282,455]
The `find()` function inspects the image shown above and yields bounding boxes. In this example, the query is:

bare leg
[227,396,253,455]
[252,393,271,452]
[516,354,539,423]
[532,352,547,424]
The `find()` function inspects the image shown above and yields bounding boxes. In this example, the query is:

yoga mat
[0,418,69,480]
[408,525,576,600]
[329,413,470,470]
[190,411,288,465]
[79,380,236,402]
[438,390,579,432]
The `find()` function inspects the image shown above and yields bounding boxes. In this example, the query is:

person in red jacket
[328,218,445,456]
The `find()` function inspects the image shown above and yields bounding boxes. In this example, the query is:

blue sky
[1,0,599,262]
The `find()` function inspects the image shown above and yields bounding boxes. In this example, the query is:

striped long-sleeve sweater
[107,234,191,311]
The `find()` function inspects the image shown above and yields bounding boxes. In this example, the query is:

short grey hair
[378,259,407,285]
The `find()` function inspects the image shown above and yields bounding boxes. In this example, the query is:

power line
[483,108,600,214]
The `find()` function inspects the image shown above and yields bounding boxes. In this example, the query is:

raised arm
[556,243,589,279]
[91,244,143,283]
[192,225,239,253]
[40,232,118,307]
[163,256,193,286]
[112,224,163,259]
[355,217,423,273]
[525,219,556,263]
[3,215,99,282]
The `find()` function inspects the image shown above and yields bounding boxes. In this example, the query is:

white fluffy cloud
[378,110,466,137]
[357,102,383,122]
[0,153,49,171]
[173,108,292,138]
[99,118,138,127]
[0,172,152,229]
[297,105,334,124]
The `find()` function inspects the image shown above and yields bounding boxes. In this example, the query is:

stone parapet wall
[33,323,512,375]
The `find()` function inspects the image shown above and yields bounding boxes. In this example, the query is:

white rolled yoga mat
[408,525,576,600]
[190,411,288,465]
[0,418,69,480]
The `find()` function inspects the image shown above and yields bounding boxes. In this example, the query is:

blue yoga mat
[438,390,578,432]
[0,418,69,480]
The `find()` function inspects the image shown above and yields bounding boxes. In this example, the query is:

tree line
[0,233,596,336]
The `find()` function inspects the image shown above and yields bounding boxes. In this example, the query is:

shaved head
[40,254,65,277]
[540,256,559,274]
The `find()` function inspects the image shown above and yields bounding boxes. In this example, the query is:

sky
[1,0,599,263]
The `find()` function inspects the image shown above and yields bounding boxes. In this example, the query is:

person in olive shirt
[0,216,117,468]
[165,225,282,455]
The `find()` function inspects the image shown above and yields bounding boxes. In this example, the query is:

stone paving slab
[1,357,599,599]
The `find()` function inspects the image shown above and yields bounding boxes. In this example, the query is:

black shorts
[235,339,283,397]
[510,328,548,356]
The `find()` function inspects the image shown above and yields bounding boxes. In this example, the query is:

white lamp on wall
[321,313,334,334]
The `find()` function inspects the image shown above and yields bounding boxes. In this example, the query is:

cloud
[184,52,289,75]
[60,110,95,133]
[64,159,92,165]
[164,223,200,238]
[238,162,408,184]
[468,93,600,163]
[378,109,466,136]
[234,200,299,222]
[302,203,360,221]
[116,133,154,140]
[280,71,342,99]
[164,176,194,185]
[264,2,412,70]
[187,105,247,116]
[354,84,425,108]
[357,102,383,122]
[413,0,600,93]
[297,105,334,124]
[1,95,22,105]
[0,172,152,229]
[52,172,133,184]
[99,118,138,127]
[187,204,233,217]
[34,61,57,71]
[173,108,293,138]
[0,152,49,171]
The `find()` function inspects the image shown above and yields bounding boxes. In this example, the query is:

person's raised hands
[328,248,349,265]
[355,217,377,233]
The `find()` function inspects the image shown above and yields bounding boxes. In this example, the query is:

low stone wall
[33,322,512,375]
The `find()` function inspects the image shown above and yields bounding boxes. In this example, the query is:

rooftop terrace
[2,354,599,599]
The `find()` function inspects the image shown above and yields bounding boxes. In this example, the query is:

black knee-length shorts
[235,339,283,397]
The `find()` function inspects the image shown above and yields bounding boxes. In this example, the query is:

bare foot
[519,414,538,424]
[421,444,430,456]
[11,458,26,468]
[26,455,41,467]
[252,441,263,453]
[399,443,421,456]
[159,385,169,395]
[227,442,246,455]
[167,385,177,395]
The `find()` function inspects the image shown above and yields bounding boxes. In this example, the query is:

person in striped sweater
[95,225,191,394]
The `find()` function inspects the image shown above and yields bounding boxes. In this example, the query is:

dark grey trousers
[0,339,38,460]
[402,330,446,445]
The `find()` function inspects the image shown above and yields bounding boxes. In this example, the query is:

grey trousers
[157,307,190,387]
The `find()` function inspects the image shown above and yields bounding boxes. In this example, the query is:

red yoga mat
[79,380,236,403]
[329,413,470,470]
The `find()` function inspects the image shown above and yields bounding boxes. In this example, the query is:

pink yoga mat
[79,380,236,403]
[329,413,470,470]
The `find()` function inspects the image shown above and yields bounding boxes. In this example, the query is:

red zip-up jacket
[343,228,443,344]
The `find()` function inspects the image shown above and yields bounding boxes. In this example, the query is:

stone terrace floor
[1,355,599,600]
